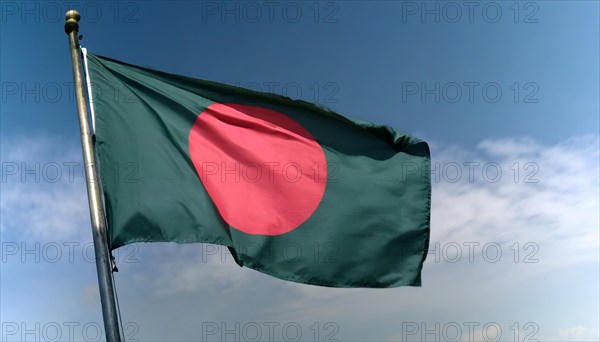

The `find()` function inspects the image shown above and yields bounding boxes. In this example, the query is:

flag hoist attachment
[64,10,122,342]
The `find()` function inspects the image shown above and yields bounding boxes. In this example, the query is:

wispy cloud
[558,325,600,341]
[1,136,89,241]
[431,134,599,271]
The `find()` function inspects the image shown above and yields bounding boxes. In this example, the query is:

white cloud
[1,136,90,241]
[558,325,600,341]
[431,134,600,273]
[149,244,255,297]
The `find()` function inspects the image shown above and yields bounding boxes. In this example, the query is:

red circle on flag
[188,103,327,236]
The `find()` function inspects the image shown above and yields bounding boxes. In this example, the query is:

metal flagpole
[64,10,122,342]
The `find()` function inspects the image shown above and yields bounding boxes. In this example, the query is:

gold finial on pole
[64,10,80,34]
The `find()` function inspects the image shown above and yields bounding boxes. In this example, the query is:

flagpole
[64,10,122,342]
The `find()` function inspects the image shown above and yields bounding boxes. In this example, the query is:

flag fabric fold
[86,53,431,288]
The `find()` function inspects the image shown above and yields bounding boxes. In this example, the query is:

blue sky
[1,1,599,341]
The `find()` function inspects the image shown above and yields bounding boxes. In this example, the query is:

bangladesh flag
[86,54,431,288]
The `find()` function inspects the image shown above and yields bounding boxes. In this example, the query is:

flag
[86,54,431,288]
